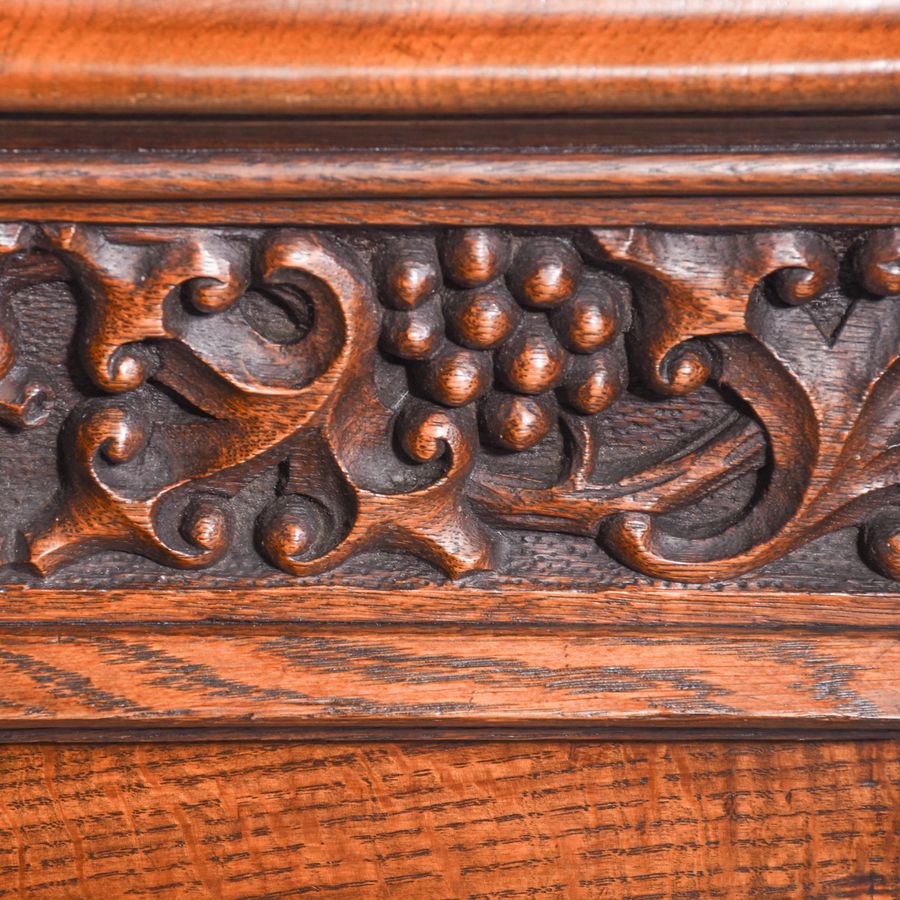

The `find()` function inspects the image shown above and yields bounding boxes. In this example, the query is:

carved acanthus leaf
[0,224,894,585]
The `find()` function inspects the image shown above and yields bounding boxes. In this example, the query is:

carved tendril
[26,229,372,575]
[579,227,900,582]
[258,402,497,578]
[0,224,54,429]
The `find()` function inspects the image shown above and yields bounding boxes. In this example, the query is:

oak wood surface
[1,2,899,115]
[5,115,900,152]
[1,6,898,896]
[0,627,893,731]
[1,114,897,226]
[3,223,900,588]
[6,196,900,227]
[0,739,895,898]
[0,222,897,735]
[2,584,898,628]
[6,149,900,201]
[0,115,898,203]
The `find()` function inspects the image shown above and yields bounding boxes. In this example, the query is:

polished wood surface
[1,4,898,893]
[0,115,897,227]
[1,115,899,201]
[1,224,898,587]
[0,222,896,736]
[6,196,900,227]
[0,740,895,897]
[1,2,899,115]
[0,628,894,732]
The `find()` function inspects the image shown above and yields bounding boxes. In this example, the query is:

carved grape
[440,228,510,288]
[480,391,554,452]
[496,327,567,394]
[378,229,631,455]
[507,238,581,309]
[419,347,491,407]
[445,286,520,350]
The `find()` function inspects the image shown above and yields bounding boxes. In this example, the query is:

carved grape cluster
[377,228,629,452]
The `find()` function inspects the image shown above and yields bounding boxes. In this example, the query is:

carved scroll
[0,224,897,584]
[0,224,53,430]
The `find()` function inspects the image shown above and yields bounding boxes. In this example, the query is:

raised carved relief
[0,224,897,583]
[0,224,53,430]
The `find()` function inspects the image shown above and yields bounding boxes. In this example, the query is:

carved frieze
[0,224,897,583]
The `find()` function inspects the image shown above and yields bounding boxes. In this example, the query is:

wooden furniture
[0,2,897,895]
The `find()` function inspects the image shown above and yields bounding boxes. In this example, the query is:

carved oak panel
[1,224,898,588]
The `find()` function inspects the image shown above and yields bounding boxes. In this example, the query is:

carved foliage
[0,224,898,584]
[583,228,900,580]
[0,224,53,430]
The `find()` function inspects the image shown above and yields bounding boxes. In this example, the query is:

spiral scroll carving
[0,224,896,584]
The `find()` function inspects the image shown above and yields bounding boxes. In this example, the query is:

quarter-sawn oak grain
[0,740,895,898]
[2,4,899,892]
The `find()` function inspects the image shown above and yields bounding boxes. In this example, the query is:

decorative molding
[1,224,899,584]
[3,4,899,116]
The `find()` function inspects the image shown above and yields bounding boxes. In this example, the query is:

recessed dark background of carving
[0,225,896,593]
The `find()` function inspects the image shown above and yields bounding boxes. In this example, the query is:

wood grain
[2,150,898,201]
[2,5,898,892]
[0,223,897,586]
[0,739,895,897]
[0,114,898,203]
[1,114,897,225]
[0,223,896,735]
[5,196,900,227]
[0,628,893,731]
[0,2,898,115]
[5,114,900,152]
[0,584,898,628]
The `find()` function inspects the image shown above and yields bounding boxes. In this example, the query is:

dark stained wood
[1,223,897,587]
[0,740,895,897]
[4,114,900,153]
[3,3,900,893]
[0,222,896,739]
[0,2,898,115]
[0,114,898,205]
[6,196,900,227]
[7,114,898,231]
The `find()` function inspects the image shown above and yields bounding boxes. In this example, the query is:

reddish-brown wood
[0,740,895,897]
[1,2,898,115]
[5,114,900,151]
[1,223,896,587]
[0,221,896,742]
[0,628,893,732]
[2,150,899,201]
[0,584,897,628]
[1,114,899,208]
[7,197,900,227]
[7,197,900,228]
[2,5,899,890]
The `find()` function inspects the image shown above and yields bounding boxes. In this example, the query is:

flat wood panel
[0,2,898,115]
[2,585,899,628]
[0,740,895,897]
[0,628,893,730]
